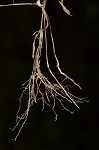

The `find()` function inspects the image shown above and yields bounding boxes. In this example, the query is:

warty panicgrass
[0,0,87,141]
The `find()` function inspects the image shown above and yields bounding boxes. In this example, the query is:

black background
[0,0,99,149]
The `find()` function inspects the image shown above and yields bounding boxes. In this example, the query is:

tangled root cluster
[0,0,87,141]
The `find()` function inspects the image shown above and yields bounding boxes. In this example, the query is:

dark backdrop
[0,0,99,150]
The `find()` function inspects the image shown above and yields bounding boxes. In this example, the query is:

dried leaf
[58,0,72,16]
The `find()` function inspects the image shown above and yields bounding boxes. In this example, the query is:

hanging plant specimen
[0,0,87,141]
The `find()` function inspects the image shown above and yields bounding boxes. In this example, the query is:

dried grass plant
[0,0,87,141]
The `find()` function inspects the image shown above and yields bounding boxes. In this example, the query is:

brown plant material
[58,0,72,16]
[0,0,87,141]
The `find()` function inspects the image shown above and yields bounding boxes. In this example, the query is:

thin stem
[0,3,37,7]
